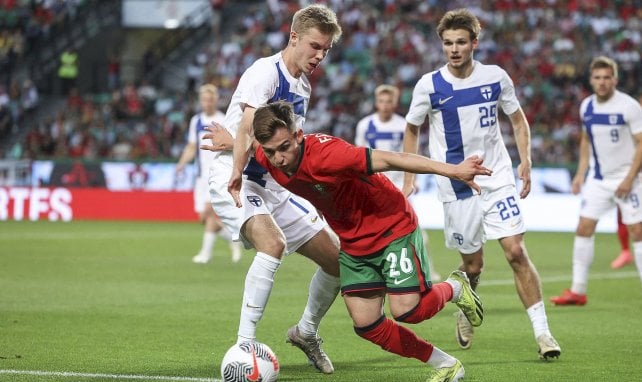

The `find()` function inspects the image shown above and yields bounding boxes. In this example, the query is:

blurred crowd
[12,82,189,160]
[0,0,86,143]
[5,0,642,166]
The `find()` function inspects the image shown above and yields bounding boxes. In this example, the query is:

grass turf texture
[1,220,640,381]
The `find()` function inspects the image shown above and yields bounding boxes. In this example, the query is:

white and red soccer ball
[220,341,280,382]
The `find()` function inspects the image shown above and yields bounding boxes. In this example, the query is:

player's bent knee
[393,304,421,324]
[318,248,340,276]
[298,233,340,276]
[257,237,287,259]
[320,262,339,277]
[354,315,386,340]
[389,294,421,321]
[505,245,527,265]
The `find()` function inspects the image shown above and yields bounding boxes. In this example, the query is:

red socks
[354,315,433,362]
[617,210,629,251]
[353,283,455,362]
[394,282,453,324]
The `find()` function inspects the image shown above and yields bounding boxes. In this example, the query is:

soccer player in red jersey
[228,101,491,381]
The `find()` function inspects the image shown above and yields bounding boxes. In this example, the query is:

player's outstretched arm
[370,150,492,194]
[200,122,234,152]
[228,106,257,208]
[401,122,421,196]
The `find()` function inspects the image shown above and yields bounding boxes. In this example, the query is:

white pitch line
[0,369,220,382]
[481,270,639,286]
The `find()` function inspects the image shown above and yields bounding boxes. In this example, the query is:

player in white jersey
[551,56,642,306]
[175,84,243,264]
[402,9,560,361]
[354,84,441,282]
[201,5,342,374]
[355,84,407,188]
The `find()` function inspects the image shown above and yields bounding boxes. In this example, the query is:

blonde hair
[199,84,219,98]
[437,8,482,41]
[375,84,399,100]
[590,56,618,79]
[291,4,342,43]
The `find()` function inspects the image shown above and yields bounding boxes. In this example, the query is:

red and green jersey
[255,133,418,256]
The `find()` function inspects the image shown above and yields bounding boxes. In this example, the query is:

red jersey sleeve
[305,133,369,177]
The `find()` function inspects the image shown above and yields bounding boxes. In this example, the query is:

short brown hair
[253,101,297,144]
[590,56,618,79]
[437,8,481,41]
[291,4,343,43]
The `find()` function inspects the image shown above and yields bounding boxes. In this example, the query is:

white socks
[230,241,243,263]
[526,301,550,339]
[237,252,281,342]
[571,236,594,295]
[200,232,217,256]
[571,235,641,292]
[427,346,457,369]
[200,228,243,262]
[297,268,340,338]
[218,226,234,242]
[444,278,462,302]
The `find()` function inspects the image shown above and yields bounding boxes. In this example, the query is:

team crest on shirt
[480,86,493,101]
[609,115,618,125]
[247,195,263,207]
[313,184,326,194]
[452,233,464,245]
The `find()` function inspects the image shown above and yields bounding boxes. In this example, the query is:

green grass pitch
[1,220,640,381]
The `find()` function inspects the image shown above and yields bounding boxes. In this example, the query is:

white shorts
[580,177,642,225]
[208,160,327,254]
[443,185,525,254]
[194,177,210,214]
[242,178,326,254]
[208,164,243,240]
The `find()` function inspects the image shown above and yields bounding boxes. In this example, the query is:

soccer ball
[220,341,280,382]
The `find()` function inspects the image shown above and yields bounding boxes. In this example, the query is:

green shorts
[339,227,433,295]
